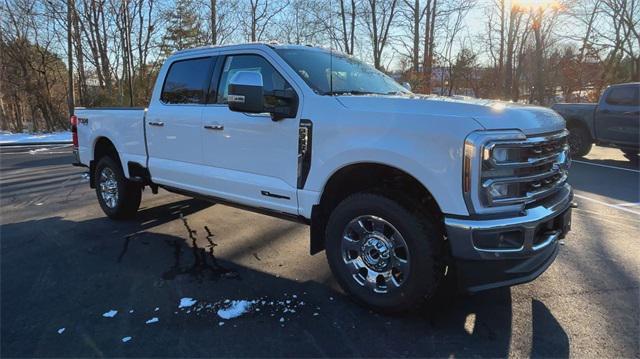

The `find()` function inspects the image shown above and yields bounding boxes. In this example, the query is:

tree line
[0,0,638,132]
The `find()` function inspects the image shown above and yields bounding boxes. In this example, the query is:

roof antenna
[329,0,334,95]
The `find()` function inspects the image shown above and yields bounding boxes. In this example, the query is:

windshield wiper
[325,90,385,96]
[385,91,409,95]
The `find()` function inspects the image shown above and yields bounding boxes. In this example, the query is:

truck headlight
[491,147,509,162]
[463,129,570,215]
[488,183,512,198]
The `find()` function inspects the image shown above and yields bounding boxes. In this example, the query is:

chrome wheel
[341,215,410,294]
[99,167,119,209]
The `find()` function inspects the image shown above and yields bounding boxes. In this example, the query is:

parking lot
[1,144,638,357]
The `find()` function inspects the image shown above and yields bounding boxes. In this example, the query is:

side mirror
[401,82,412,91]
[227,70,299,121]
[228,71,265,114]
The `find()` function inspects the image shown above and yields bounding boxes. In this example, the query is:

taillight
[70,115,78,147]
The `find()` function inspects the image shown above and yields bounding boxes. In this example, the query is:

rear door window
[161,57,214,104]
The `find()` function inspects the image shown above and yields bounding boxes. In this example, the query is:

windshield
[275,48,409,96]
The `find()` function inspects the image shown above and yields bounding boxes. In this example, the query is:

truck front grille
[481,130,570,207]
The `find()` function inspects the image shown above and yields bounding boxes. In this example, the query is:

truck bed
[75,107,148,178]
[551,102,596,123]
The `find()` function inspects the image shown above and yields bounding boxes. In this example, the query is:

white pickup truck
[72,43,573,311]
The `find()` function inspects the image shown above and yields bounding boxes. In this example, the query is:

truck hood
[336,95,566,135]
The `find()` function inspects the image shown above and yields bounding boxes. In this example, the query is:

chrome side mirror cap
[228,71,264,113]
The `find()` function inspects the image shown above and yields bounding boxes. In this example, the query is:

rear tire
[95,156,141,220]
[567,124,592,157]
[325,192,444,312]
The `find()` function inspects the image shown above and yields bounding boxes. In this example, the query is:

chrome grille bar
[482,130,570,207]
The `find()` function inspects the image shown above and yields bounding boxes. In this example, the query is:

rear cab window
[161,57,215,104]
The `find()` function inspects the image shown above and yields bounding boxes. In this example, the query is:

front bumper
[445,184,573,293]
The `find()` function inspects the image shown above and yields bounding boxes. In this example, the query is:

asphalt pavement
[1,144,638,357]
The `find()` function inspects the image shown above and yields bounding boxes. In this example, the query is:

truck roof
[607,82,640,88]
[171,43,335,58]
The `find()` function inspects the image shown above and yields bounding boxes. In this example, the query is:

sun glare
[511,0,561,10]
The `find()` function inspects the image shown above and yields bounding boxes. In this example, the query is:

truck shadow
[1,198,569,357]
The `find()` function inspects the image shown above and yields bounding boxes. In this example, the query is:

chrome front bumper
[445,184,573,292]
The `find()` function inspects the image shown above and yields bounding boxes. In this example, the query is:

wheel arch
[309,162,445,255]
[565,116,594,140]
[90,136,124,188]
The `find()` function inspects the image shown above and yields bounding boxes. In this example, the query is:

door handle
[623,111,639,116]
[204,124,224,130]
[148,121,164,127]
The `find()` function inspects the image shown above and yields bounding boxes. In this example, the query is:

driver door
[200,53,300,214]
[595,85,640,146]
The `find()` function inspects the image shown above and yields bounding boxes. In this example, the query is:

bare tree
[207,0,237,45]
[598,0,640,80]
[275,0,328,45]
[440,0,475,95]
[1,0,69,131]
[67,0,75,115]
[242,0,289,42]
[568,0,601,100]
[363,0,398,70]
[422,0,436,92]
[338,0,358,54]
[396,0,428,74]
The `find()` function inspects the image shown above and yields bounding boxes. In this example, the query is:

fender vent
[297,119,313,189]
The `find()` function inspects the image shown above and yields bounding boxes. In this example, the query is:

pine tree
[161,0,207,56]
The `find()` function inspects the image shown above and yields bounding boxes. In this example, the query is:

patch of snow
[145,317,159,324]
[218,321,225,326]
[313,312,319,316]
[102,310,118,318]
[217,300,252,320]
[178,297,197,309]
[29,148,50,154]
[0,131,72,145]
[129,310,134,314]
[57,328,65,334]
[172,295,306,324]
[121,336,132,343]
[154,307,160,312]
[279,317,285,322]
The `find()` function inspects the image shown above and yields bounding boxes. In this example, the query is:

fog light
[473,230,524,250]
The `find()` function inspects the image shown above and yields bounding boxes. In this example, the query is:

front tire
[325,192,444,312]
[567,125,593,157]
[95,156,141,219]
